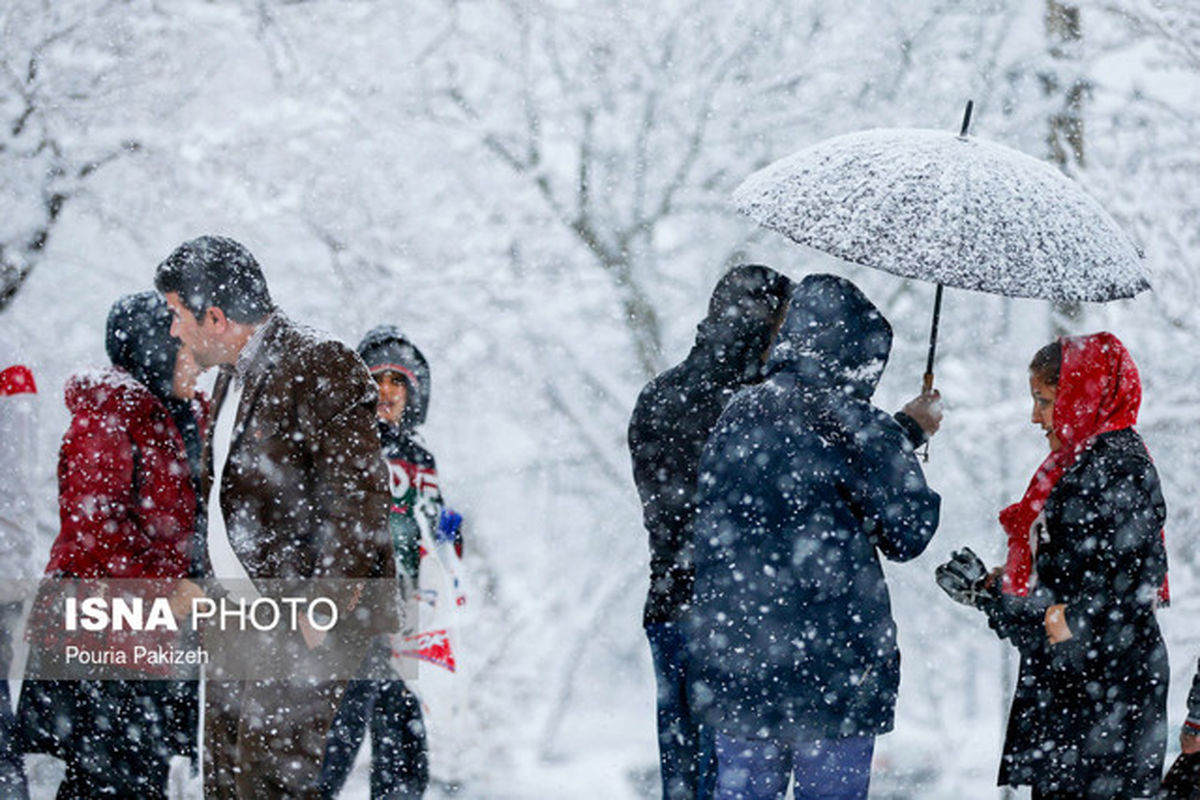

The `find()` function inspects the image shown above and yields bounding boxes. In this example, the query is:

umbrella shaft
[924,283,945,382]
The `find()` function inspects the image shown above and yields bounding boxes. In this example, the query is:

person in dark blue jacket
[688,273,942,800]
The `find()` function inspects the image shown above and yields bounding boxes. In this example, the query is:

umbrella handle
[924,283,944,380]
[921,370,934,460]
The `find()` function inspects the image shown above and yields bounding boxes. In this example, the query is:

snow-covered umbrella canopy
[732,126,1148,303]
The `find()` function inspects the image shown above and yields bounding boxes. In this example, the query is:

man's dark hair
[154,235,274,323]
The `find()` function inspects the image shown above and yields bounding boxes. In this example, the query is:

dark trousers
[320,642,428,799]
[206,678,347,800]
[50,682,173,800]
[201,609,375,799]
[646,621,716,800]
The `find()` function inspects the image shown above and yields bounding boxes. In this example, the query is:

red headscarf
[999,332,1166,601]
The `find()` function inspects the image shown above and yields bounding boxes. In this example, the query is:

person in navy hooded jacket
[688,274,942,800]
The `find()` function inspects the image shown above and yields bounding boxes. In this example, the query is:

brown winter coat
[201,313,397,799]
[205,312,397,629]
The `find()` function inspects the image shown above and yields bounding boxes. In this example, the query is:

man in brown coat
[156,235,397,798]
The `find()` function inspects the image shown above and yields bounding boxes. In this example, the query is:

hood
[105,291,179,403]
[689,264,792,382]
[65,366,161,419]
[357,324,431,429]
[767,273,892,400]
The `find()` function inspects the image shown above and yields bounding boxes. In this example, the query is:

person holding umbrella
[687,273,942,800]
[936,332,1169,800]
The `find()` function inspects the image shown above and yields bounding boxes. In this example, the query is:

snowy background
[2,1,1199,797]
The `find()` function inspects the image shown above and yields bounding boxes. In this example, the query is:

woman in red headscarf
[936,332,1168,800]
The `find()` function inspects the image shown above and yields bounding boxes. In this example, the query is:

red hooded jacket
[46,367,203,580]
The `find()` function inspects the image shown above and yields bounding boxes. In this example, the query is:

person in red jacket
[20,291,206,799]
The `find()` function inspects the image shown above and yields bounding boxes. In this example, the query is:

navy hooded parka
[688,273,940,742]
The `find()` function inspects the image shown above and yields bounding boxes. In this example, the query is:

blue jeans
[646,621,716,800]
[320,641,428,799]
[714,733,874,800]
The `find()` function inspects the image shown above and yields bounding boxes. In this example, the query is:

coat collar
[205,312,288,492]
[229,312,286,425]
[234,311,282,384]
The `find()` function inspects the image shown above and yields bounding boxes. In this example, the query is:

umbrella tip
[959,100,975,138]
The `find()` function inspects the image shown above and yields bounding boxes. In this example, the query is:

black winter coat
[983,428,1168,798]
[688,274,940,742]
[628,265,791,626]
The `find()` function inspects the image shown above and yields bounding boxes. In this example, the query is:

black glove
[935,547,996,608]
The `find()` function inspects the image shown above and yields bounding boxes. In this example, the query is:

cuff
[1184,718,1200,736]
[893,412,928,449]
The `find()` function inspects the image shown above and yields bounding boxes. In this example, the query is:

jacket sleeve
[979,589,1054,656]
[628,388,696,604]
[892,411,928,449]
[849,410,941,563]
[298,341,394,585]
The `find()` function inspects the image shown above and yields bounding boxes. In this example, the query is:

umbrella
[732,101,1149,394]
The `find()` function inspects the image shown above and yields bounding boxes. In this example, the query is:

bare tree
[416,1,1006,377]
[415,2,778,375]
[11,3,1192,791]
[0,2,163,312]
[1043,1,1088,333]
